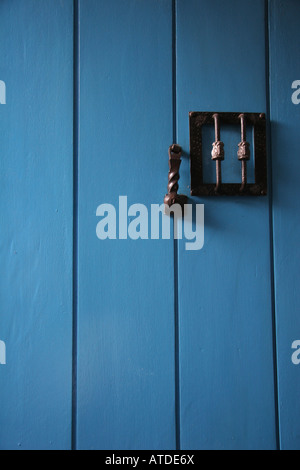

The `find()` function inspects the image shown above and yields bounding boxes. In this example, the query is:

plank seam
[72,0,80,452]
[265,0,281,451]
[173,0,181,452]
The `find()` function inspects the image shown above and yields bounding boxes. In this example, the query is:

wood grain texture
[269,0,300,451]
[0,0,74,450]
[176,0,277,450]
[76,0,176,450]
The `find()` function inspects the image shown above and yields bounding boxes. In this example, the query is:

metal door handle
[164,144,187,209]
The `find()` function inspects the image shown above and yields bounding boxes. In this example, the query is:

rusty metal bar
[211,113,225,193]
[238,114,251,192]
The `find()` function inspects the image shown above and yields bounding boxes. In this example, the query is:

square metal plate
[189,112,268,196]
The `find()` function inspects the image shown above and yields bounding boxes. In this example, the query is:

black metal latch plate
[189,112,267,196]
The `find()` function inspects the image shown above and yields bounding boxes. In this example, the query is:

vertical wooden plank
[77,0,176,450]
[269,0,300,451]
[0,0,74,450]
[176,0,277,449]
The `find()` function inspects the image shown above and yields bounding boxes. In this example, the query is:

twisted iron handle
[164,144,187,209]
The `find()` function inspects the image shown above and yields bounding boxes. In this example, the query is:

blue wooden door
[0,0,74,450]
[1,0,300,451]
[76,0,177,450]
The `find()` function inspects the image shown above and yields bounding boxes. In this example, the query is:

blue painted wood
[269,0,300,451]
[176,0,277,450]
[0,0,74,450]
[76,0,176,450]
[1,0,298,451]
